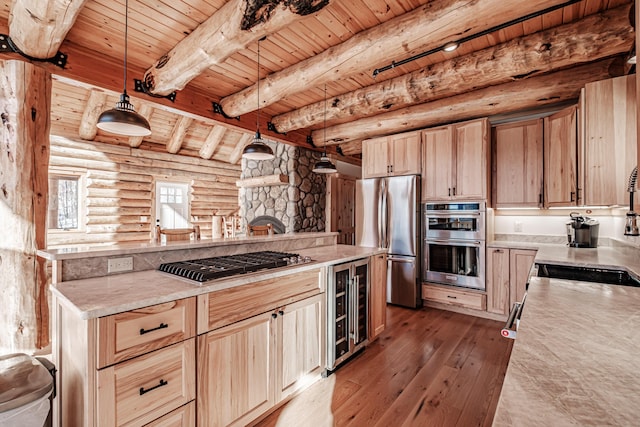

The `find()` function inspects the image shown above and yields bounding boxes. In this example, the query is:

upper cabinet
[492,105,579,209]
[422,118,490,201]
[544,105,579,207]
[582,74,637,207]
[493,119,543,208]
[362,131,421,178]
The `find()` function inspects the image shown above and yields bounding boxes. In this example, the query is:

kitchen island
[493,242,640,426]
[43,237,387,427]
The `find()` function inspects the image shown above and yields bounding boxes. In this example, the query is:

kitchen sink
[536,263,640,287]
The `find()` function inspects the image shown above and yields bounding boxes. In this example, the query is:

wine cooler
[325,258,369,373]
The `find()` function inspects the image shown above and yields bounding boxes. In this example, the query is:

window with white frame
[48,175,81,230]
[155,181,190,228]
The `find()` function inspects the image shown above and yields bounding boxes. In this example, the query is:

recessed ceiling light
[443,41,459,52]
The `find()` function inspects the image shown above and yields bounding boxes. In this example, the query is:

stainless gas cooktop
[157,251,311,282]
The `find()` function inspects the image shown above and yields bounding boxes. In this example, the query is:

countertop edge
[51,245,387,319]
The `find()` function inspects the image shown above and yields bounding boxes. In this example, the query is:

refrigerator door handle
[353,274,359,344]
[381,180,388,248]
[377,183,383,249]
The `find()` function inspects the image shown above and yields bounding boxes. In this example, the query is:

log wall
[48,136,241,247]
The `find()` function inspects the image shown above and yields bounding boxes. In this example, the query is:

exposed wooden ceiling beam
[218,0,571,117]
[166,117,192,154]
[8,0,88,58]
[78,89,108,140]
[0,40,310,147]
[273,4,633,133]
[144,0,332,96]
[338,140,363,156]
[229,133,253,165]
[314,59,618,147]
[128,104,153,148]
[199,126,227,160]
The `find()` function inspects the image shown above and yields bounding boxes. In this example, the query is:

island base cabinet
[486,247,537,317]
[144,402,195,426]
[197,312,275,427]
[96,339,196,426]
[278,294,324,402]
[197,294,325,427]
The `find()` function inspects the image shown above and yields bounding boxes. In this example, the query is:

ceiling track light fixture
[372,0,581,77]
[96,0,151,137]
[242,36,275,161]
[313,84,337,174]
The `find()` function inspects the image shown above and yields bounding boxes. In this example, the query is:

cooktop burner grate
[158,251,304,282]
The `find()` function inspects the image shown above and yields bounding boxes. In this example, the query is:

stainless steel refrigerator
[356,175,421,308]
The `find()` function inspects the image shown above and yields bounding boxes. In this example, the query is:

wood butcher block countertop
[493,242,640,426]
[51,244,385,320]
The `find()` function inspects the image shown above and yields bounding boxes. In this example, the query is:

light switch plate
[108,257,133,273]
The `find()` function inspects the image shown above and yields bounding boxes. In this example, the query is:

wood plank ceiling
[0,0,634,163]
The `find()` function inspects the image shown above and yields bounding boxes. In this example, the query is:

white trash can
[0,354,53,427]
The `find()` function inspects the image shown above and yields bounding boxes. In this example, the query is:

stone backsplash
[240,140,326,233]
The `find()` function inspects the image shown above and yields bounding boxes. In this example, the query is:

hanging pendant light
[243,37,274,160]
[313,84,337,174]
[97,0,151,137]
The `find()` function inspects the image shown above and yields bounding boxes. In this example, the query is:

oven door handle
[427,239,482,246]
[424,212,481,217]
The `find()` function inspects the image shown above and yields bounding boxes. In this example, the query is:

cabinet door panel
[369,253,387,340]
[486,248,510,315]
[390,132,421,176]
[197,313,275,427]
[362,137,390,178]
[544,106,578,207]
[494,120,543,207]
[422,126,453,201]
[455,119,489,200]
[278,294,324,401]
[583,75,637,206]
[509,250,536,307]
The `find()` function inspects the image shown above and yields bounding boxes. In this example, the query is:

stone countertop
[51,244,385,320]
[38,231,338,260]
[493,276,640,426]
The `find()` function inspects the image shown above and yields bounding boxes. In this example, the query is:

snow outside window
[155,181,190,228]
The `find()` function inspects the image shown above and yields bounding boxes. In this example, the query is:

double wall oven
[423,202,486,290]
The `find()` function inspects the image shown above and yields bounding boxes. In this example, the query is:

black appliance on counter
[157,251,309,282]
[566,212,599,248]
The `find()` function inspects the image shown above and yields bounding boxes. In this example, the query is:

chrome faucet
[625,166,639,236]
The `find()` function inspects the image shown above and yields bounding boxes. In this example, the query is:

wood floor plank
[254,306,513,427]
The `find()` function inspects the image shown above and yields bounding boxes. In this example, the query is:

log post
[0,60,51,352]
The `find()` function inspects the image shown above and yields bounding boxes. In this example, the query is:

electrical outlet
[140,216,148,222]
[108,257,133,273]
[514,221,523,233]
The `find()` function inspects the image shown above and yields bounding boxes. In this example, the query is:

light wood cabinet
[422,118,490,201]
[368,253,387,341]
[493,119,543,208]
[583,74,637,206]
[197,311,275,427]
[544,105,579,207]
[421,283,486,311]
[55,297,197,427]
[145,402,195,427]
[362,131,421,178]
[277,294,324,401]
[326,174,356,245]
[97,339,196,426]
[197,293,324,427]
[486,247,536,316]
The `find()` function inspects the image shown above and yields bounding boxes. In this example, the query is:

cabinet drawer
[97,339,196,426]
[422,284,486,310]
[197,268,322,334]
[98,298,196,368]
[145,402,195,427]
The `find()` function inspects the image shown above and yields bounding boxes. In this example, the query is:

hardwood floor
[255,305,513,427]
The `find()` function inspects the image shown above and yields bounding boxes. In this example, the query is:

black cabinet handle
[278,310,284,316]
[452,187,456,196]
[139,379,168,395]
[570,191,576,202]
[447,295,457,299]
[271,313,278,319]
[140,323,168,335]
[448,188,451,196]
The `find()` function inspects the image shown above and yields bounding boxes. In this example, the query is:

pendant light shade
[313,84,337,174]
[97,93,151,136]
[97,0,151,137]
[243,37,274,160]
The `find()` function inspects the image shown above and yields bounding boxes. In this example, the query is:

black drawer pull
[139,379,168,395]
[139,323,168,335]
[447,295,457,299]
